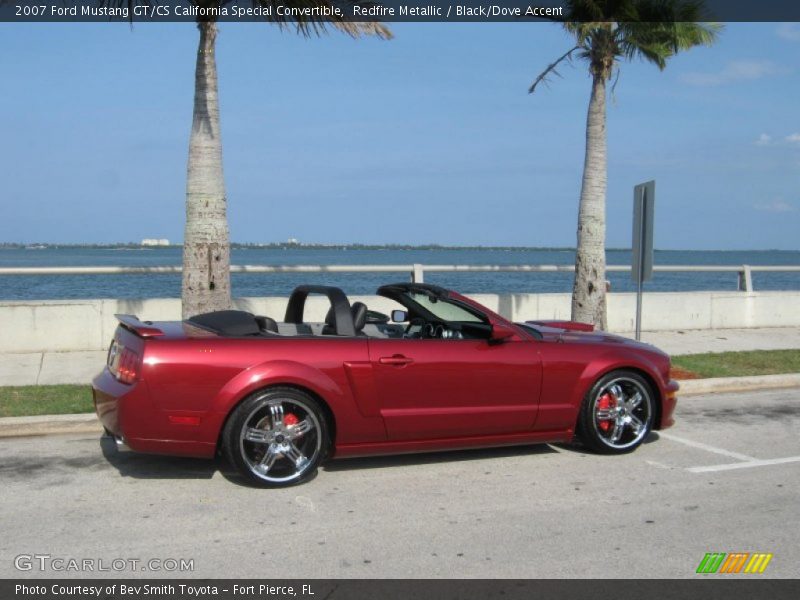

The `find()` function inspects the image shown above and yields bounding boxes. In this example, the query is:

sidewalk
[0,327,799,387]
[0,350,106,386]
[640,326,800,355]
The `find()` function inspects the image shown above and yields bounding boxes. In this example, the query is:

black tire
[577,370,655,454]
[222,387,331,487]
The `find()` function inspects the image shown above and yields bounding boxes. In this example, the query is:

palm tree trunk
[181,20,231,319]
[571,72,608,330]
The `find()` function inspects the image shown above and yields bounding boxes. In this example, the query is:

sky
[0,21,798,249]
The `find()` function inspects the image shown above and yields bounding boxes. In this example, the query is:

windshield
[406,292,484,323]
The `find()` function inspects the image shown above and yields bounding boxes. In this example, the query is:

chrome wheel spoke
[628,392,643,409]
[596,408,616,420]
[284,443,308,468]
[259,446,279,473]
[269,403,284,428]
[244,427,270,444]
[609,384,624,401]
[610,419,625,443]
[628,413,644,434]
[287,418,313,439]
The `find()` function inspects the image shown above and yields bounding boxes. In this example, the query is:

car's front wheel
[223,387,330,487]
[577,370,655,454]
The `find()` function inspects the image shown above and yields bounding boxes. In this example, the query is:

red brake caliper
[284,413,300,433]
[596,393,616,432]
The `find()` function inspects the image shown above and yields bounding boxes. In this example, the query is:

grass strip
[672,349,800,379]
[0,385,93,417]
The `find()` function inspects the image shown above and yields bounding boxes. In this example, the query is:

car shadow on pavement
[551,431,661,455]
[99,435,223,481]
[323,443,559,473]
[643,431,661,444]
[99,435,274,488]
[101,436,646,487]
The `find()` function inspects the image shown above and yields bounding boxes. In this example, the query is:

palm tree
[529,0,720,329]
[109,1,391,317]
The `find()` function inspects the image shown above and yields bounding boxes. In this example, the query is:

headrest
[255,315,278,333]
[351,302,367,332]
[325,306,336,328]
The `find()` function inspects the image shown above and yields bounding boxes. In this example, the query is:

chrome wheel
[576,369,656,454]
[238,393,323,485]
[590,376,653,451]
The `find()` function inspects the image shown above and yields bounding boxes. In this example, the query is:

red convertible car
[92,283,678,487]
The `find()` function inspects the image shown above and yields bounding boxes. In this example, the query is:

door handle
[379,355,413,366]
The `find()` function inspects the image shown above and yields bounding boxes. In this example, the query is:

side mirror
[391,309,408,323]
[490,322,516,342]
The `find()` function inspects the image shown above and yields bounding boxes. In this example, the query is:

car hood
[521,321,660,352]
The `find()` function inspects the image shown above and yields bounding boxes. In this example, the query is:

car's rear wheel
[577,370,655,454]
[223,387,330,487]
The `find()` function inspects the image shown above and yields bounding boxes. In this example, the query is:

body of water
[2,247,799,301]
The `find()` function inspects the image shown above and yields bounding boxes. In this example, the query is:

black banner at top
[2,0,800,23]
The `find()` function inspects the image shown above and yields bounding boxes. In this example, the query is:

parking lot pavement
[1,388,798,579]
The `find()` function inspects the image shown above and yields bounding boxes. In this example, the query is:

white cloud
[755,133,772,146]
[777,23,800,42]
[681,60,785,86]
[755,133,800,147]
[754,200,797,213]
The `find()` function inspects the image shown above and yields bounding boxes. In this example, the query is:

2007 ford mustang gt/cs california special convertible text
[92,283,679,487]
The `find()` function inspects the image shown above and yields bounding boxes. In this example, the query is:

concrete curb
[1,373,798,438]
[0,413,102,438]
[677,373,800,395]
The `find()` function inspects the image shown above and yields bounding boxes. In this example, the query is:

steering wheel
[405,318,426,338]
[417,322,445,339]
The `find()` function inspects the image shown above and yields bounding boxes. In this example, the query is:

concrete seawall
[2,290,799,354]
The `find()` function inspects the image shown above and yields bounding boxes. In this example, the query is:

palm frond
[632,21,719,70]
[528,45,581,93]
[553,0,723,77]
[624,0,721,49]
[673,20,722,49]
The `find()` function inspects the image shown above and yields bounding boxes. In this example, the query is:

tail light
[108,340,141,384]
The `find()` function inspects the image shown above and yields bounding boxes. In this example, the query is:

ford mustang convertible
[92,283,679,487]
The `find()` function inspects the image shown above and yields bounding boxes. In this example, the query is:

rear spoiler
[526,320,595,332]
[115,314,164,338]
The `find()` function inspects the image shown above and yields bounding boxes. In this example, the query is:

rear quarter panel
[140,336,385,453]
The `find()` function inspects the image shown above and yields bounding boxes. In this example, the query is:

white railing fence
[1,264,799,292]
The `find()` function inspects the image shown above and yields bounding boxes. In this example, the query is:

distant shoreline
[1,243,797,253]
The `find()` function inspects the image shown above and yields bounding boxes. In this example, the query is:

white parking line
[658,432,756,462]
[656,431,800,473]
[688,456,800,473]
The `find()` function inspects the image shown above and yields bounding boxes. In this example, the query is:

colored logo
[696,552,773,574]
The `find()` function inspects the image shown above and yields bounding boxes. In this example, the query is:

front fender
[570,350,668,423]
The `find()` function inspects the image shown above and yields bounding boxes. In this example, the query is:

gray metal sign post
[632,181,655,341]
